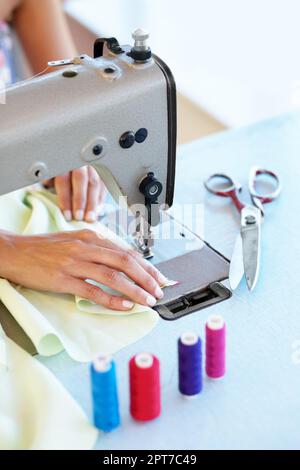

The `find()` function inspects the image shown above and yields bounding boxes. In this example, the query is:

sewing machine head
[0,30,234,323]
[0,29,176,257]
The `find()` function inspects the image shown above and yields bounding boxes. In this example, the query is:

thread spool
[205,315,226,379]
[178,332,202,398]
[90,355,120,432]
[129,352,161,421]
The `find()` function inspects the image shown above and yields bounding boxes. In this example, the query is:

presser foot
[135,235,154,259]
[134,214,154,258]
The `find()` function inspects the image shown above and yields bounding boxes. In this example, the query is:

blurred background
[63,0,300,144]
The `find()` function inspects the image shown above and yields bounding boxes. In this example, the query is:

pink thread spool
[205,315,226,379]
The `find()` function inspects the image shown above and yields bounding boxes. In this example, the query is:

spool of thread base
[205,315,226,379]
[178,331,202,398]
[90,355,120,432]
[129,352,161,421]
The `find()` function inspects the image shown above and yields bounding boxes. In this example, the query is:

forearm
[13,0,76,73]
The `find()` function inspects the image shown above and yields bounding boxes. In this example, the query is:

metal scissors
[204,166,281,291]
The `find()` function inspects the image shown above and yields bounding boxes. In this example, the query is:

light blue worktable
[40,111,300,450]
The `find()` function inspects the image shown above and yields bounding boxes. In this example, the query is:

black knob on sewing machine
[139,172,163,227]
[136,172,163,255]
[139,172,163,201]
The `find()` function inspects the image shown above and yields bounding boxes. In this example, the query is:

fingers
[56,167,106,222]
[54,173,72,221]
[75,263,158,307]
[82,231,131,252]
[129,250,169,287]
[67,278,135,311]
[72,166,89,221]
[81,231,169,287]
[59,229,168,288]
[85,166,101,223]
[84,247,163,300]
[43,178,54,189]
[98,178,107,216]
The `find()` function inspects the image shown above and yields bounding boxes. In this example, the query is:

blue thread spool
[90,355,120,432]
[178,332,202,398]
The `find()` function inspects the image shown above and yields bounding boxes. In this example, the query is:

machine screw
[62,70,78,78]
[149,184,159,196]
[245,215,256,225]
[104,67,116,74]
[93,145,103,156]
[28,161,48,181]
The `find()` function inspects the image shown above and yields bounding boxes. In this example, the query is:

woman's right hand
[0,229,168,311]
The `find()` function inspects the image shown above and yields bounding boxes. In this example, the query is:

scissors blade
[229,233,244,290]
[241,207,261,291]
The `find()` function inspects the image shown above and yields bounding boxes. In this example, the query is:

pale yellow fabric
[0,326,97,450]
[0,188,160,361]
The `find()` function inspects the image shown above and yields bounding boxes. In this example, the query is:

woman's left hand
[43,165,107,223]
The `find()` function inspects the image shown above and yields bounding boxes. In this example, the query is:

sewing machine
[0,30,231,343]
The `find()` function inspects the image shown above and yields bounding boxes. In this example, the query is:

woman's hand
[43,166,107,223]
[0,229,168,310]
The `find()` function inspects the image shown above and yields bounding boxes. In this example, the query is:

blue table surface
[39,111,300,450]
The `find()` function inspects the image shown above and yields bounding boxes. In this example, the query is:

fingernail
[86,211,96,223]
[75,209,84,221]
[157,273,169,286]
[122,300,134,309]
[155,286,164,299]
[63,210,72,222]
[146,295,157,307]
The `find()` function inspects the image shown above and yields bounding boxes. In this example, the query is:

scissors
[204,166,281,291]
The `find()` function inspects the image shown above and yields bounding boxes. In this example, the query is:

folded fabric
[0,326,97,450]
[0,189,160,361]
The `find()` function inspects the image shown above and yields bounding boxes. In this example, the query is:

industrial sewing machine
[0,30,231,349]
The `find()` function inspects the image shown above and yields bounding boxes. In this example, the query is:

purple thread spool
[205,315,226,379]
[178,332,202,398]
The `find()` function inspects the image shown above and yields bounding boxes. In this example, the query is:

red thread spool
[129,352,161,421]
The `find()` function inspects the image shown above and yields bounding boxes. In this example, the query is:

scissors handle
[249,167,281,204]
[204,173,245,212]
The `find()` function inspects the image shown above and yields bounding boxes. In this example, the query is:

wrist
[0,230,17,279]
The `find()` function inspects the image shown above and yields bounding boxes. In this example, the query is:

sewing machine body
[0,43,176,225]
[0,33,231,338]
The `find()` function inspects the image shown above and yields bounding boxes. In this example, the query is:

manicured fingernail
[75,209,84,221]
[86,211,96,222]
[146,295,157,307]
[157,273,169,286]
[155,286,164,299]
[122,300,134,309]
[63,210,72,222]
